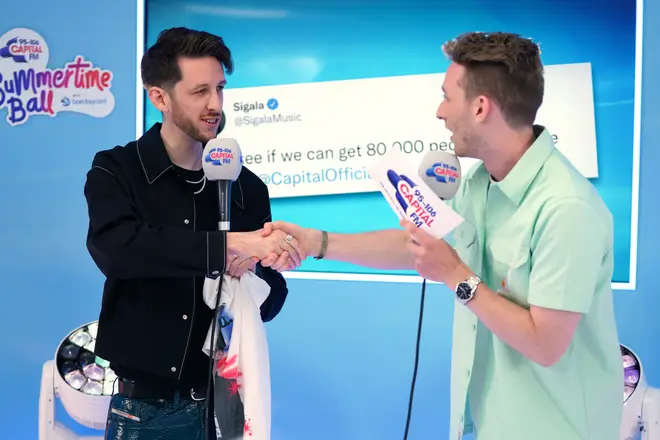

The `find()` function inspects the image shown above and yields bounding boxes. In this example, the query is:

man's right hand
[260,221,323,266]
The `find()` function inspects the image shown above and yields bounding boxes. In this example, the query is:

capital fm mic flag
[368,147,464,239]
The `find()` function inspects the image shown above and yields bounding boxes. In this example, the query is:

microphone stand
[205,178,232,440]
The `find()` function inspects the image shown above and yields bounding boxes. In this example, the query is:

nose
[207,88,223,114]
[436,101,446,121]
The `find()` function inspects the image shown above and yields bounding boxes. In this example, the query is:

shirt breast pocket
[489,234,531,308]
[453,223,479,270]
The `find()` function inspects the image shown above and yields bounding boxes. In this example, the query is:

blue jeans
[104,393,210,440]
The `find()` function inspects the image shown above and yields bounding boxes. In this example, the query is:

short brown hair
[141,27,234,90]
[442,32,544,128]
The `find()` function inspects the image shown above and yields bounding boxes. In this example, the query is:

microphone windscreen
[417,151,461,200]
[202,137,243,182]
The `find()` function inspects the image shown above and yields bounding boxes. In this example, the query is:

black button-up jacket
[84,123,288,383]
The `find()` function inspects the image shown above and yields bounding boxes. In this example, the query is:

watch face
[456,282,472,300]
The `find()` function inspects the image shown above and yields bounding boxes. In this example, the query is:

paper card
[368,146,464,238]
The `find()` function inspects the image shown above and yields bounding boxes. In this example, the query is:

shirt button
[182,314,188,320]
[184,219,190,224]
[472,324,476,331]
[460,415,464,423]
[467,369,471,377]
[171,366,177,373]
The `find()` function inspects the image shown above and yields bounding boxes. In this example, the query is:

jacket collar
[136,123,173,185]
[137,123,244,209]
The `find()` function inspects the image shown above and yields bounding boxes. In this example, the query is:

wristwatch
[455,275,482,305]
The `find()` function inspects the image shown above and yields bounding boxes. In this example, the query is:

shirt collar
[490,125,555,206]
[136,123,245,209]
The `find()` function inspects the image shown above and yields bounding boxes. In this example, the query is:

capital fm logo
[205,147,235,166]
[425,161,459,183]
[387,170,437,228]
[0,27,115,127]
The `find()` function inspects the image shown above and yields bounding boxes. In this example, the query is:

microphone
[381,150,461,233]
[201,137,242,440]
[202,137,243,232]
[416,150,461,200]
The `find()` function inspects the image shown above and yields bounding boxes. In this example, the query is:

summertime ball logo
[0,27,115,126]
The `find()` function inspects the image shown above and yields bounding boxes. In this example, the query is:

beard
[452,127,484,159]
[451,130,470,158]
[171,102,213,143]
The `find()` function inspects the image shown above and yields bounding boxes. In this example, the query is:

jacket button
[184,219,190,224]
[171,366,177,372]
[182,314,188,320]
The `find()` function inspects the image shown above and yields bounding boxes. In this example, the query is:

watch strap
[466,275,481,290]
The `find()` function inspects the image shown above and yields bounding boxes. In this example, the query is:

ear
[473,95,492,124]
[146,86,170,114]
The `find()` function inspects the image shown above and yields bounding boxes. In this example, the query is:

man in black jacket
[84,27,303,440]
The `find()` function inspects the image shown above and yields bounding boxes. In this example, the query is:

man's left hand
[227,255,259,278]
[401,220,472,287]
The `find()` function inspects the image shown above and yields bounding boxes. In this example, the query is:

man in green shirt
[262,31,623,440]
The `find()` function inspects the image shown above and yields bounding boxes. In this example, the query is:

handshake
[226,221,320,277]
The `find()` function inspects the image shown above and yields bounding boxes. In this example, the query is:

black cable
[205,230,227,440]
[403,278,427,440]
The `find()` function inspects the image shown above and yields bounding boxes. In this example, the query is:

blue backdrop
[145,0,638,285]
[1,0,658,439]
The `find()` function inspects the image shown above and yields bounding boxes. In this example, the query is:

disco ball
[52,321,117,430]
[622,344,641,403]
[56,322,117,397]
[619,344,660,440]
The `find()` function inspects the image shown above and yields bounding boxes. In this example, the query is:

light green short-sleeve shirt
[446,126,623,440]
